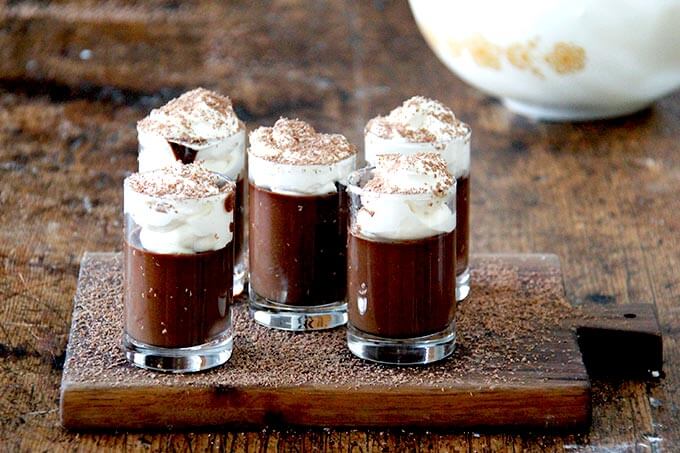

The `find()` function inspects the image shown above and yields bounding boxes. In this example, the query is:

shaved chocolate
[363,152,454,196]
[126,162,234,200]
[249,118,356,165]
[366,96,469,144]
[137,88,243,147]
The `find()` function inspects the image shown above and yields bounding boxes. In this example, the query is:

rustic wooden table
[1,1,679,451]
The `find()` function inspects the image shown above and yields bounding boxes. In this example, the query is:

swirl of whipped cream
[138,129,246,179]
[350,153,456,241]
[249,118,357,195]
[365,96,471,179]
[137,88,246,179]
[248,153,356,195]
[124,164,234,254]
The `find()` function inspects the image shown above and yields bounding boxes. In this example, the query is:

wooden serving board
[59,253,662,431]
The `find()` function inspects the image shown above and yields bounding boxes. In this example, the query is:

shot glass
[365,97,471,301]
[122,164,235,372]
[137,88,248,296]
[247,118,356,331]
[345,164,457,365]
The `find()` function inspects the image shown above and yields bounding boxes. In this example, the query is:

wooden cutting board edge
[60,379,592,430]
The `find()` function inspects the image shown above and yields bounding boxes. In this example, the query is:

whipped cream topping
[365,153,454,196]
[249,118,357,195]
[137,88,246,179]
[351,153,456,241]
[365,96,468,143]
[124,163,235,254]
[138,128,245,179]
[138,88,243,145]
[365,96,471,178]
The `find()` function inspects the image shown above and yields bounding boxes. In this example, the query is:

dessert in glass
[248,118,357,331]
[137,88,248,296]
[346,153,457,365]
[365,96,471,301]
[123,163,235,372]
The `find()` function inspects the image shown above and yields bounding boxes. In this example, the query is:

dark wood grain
[62,385,591,431]
[0,1,356,117]
[1,0,679,451]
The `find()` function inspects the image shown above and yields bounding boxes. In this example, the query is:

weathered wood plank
[0,1,357,117]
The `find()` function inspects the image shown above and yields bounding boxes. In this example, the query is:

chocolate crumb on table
[64,253,585,390]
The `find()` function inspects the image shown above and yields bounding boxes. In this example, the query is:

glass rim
[345,166,456,201]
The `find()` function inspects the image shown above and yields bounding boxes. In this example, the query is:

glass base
[456,266,470,302]
[248,284,347,331]
[347,322,456,365]
[123,330,232,373]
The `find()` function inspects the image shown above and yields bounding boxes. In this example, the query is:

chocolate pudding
[249,182,347,305]
[456,175,469,275]
[348,231,456,338]
[123,163,236,361]
[136,88,248,294]
[364,96,472,301]
[169,141,199,164]
[124,232,232,348]
[247,118,356,330]
[234,177,245,264]
[346,153,457,354]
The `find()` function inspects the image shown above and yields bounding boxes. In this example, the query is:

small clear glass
[365,126,471,301]
[247,161,350,331]
[345,167,457,365]
[138,128,248,297]
[122,173,235,373]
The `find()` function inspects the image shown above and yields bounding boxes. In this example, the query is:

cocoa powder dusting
[363,153,454,196]
[249,118,357,165]
[366,96,470,144]
[137,87,243,146]
[126,162,235,200]
[62,253,587,391]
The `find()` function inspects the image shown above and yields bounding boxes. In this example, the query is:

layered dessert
[123,163,234,372]
[248,118,356,330]
[137,88,247,295]
[346,153,457,364]
[365,96,471,301]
